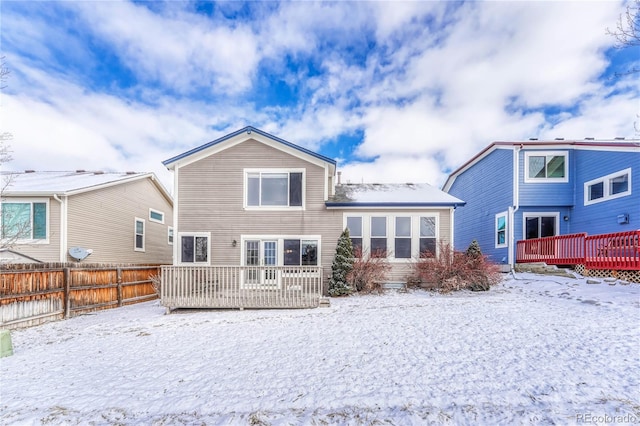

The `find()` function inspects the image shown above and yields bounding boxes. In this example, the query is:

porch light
[232,240,237,247]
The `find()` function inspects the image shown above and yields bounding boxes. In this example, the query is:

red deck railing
[516,230,640,270]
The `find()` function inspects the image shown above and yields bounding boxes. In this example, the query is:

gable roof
[326,183,465,208]
[442,139,640,192]
[163,126,337,171]
[2,171,173,204]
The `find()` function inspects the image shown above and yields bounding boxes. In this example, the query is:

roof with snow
[2,171,172,203]
[326,183,465,208]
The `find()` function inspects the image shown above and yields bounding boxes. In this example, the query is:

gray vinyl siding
[176,139,342,280]
[175,139,457,286]
[7,196,62,263]
[66,178,173,264]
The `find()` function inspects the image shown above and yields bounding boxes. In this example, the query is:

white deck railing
[160,265,324,310]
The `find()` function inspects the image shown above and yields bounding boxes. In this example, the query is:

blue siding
[448,148,513,264]
[570,150,639,234]
[518,149,574,207]
[446,144,638,267]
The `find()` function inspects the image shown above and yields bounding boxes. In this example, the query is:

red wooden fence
[516,230,640,270]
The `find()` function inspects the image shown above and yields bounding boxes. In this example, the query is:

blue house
[442,139,639,269]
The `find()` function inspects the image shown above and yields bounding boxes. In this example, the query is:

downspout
[450,205,456,250]
[171,165,179,266]
[52,194,67,262]
[508,145,521,268]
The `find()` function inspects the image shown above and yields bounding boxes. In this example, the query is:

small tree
[466,239,482,259]
[0,56,18,248]
[328,228,355,296]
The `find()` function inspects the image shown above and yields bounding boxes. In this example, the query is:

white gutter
[508,146,521,267]
[52,194,67,262]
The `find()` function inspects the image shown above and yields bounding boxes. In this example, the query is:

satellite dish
[69,247,93,261]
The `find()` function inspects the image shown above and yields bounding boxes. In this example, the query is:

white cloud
[336,0,635,184]
[68,1,260,95]
[339,155,446,187]
[1,0,637,195]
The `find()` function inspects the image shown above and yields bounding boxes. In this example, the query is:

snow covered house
[0,171,174,264]
[442,139,640,272]
[161,126,464,309]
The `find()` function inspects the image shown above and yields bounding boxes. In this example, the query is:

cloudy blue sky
[1,1,638,191]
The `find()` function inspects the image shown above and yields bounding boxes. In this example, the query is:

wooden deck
[160,265,324,310]
[516,230,640,271]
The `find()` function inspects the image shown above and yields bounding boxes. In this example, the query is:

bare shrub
[412,240,501,293]
[347,247,391,294]
[150,274,161,296]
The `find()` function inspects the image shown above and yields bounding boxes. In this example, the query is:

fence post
[63,267,71,319]
[117,267,123,307]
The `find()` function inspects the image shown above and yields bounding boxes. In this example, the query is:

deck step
[515,263,577,278]
[383,282,408,292]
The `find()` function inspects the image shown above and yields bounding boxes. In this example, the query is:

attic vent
[24,170,35,173]
[614,137,625,140]
[585,137,594,140]
[554,138,564,141]
[76,169,86,173]
[529,138,538,141]
[125,171,136,175]
[93,171,104,175]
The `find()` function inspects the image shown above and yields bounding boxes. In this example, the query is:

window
[168,227,174,245]
[524,214,558,240]
[524,151,568,183]
[180,234,209,264]
[346,216,363,254]
[246,170,303,208]
[394,217,411,259]
[495,212,507,248]
[284,239,318,266]
[1,201,47,241]
[370,217,387,257]
[584,168,631,205]
[420,216,437,256]
[343,214,440,260]
[134,218,145,251]
[149,208,164,224]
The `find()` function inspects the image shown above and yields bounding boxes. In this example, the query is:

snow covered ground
[1,272,639,425]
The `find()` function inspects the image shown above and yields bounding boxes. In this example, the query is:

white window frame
[584,168,632,206]
[0,198,50,244]
[168,226,174,245]
[522,212,559,240]
[243,168,305,211]
[370,216,388,257]
[394,216,412,259]
[134,217,145,252]
[342,213,440,262]
[495,211,508,248]
[240,235,322,267]
[346,215,363,255]
[149,208,165,224]
[419,216,438,257]
[178,232,211,265]
[524,151,569,183]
